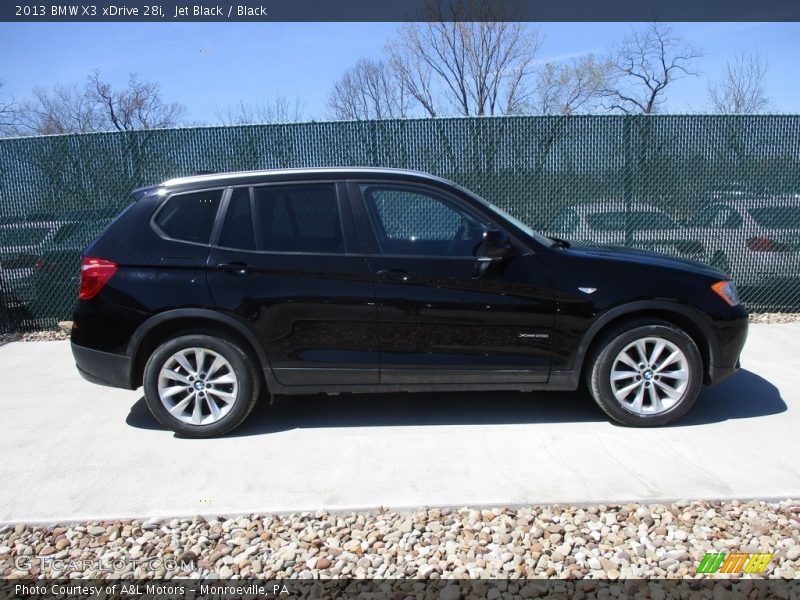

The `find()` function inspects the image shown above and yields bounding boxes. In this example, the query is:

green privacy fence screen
[1,114,799,332]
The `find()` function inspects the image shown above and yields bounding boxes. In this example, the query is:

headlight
[711,281,740,306]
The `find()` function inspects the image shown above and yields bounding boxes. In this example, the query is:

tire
[586,319,703,427]
[143,334,261,437]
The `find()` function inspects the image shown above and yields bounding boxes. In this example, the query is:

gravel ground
[747,313,800,324]
[1,500,798,580]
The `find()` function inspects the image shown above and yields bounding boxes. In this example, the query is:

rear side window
[689,205,743,229]
[253,184,344,254]
[154,189,223,244]
[749,207,800,229]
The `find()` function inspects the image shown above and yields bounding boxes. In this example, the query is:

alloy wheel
[609,336,689,415]
[157,347,238,425]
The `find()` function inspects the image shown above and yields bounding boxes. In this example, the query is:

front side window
[361,185,488,256]
[154,189,223,244]
[253,184,344,254]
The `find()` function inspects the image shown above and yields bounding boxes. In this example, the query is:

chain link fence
[1,115,799,333]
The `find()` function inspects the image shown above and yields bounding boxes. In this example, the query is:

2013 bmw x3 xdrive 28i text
[71,168,748,437]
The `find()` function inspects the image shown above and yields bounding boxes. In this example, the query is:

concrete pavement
[0,323,798,523]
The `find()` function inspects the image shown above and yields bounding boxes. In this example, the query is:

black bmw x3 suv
[71,167,748,437]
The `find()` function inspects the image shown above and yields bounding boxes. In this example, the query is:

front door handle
[217,262,252,275]
[376,269,410,282]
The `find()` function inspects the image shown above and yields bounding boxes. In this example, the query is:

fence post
[623,115,634,247]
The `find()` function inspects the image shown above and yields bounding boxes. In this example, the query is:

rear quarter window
[154,190,223,244]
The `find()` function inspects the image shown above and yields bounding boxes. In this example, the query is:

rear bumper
[71,342,135,390]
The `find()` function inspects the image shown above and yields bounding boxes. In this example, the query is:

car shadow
[125,369,786,437]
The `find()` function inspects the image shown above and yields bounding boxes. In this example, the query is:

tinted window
[689,205,743,229]
[749,207,800,229]
[587,211,676,231]
[155,190,223,244]
[51,221,110,248]
[548,209,578,233]
[0,226,51,247]
[254,184,344,254]
[362,185,488,256]
[219,188,256,250]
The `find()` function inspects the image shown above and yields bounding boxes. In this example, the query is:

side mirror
[481,228,517,259]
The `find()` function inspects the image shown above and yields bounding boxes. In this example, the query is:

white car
[545,202,704,259]
[685,195,800,293]
[0,221,63,286]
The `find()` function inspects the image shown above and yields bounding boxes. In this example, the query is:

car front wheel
[587,319,703,427]
[143,334,260,437]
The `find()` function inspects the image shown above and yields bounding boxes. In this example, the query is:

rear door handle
[217,262,252,275]
[376,269,410,282]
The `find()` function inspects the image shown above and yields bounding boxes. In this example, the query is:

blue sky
[1,21,799,121]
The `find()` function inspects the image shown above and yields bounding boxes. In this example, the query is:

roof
[158,167,448,190]
[564,201,666,214]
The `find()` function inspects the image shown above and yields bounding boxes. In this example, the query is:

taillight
[34,259,55,271]
[746,236,791,252]
[78,257,117,300]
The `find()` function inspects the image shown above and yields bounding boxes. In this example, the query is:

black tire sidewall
[143,334,258,437]
[590,323,703,427]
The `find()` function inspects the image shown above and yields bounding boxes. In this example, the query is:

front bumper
[707,360,741,385]
[705,310,748,385]
[71,342,135,389]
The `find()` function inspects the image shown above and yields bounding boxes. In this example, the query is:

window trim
[151,186,228,248]
[211,179,355,256]
[215,186,257,251]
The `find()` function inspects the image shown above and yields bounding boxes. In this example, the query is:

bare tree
[328,58,409,120]
[89,71,187,131]
[386,0,541,117]
[708,51,771,114]
[215,94,305,124]
[11,82,104,135]
[530,54,610,115]
[602,22,702,114]
[0,81,16,136]
[9,72,186,135]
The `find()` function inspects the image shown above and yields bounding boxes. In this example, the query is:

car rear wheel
[587,319,702,427]
[143,334,260,437]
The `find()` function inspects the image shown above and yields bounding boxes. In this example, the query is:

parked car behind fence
[685,194,800,308]
[544,202,705,259]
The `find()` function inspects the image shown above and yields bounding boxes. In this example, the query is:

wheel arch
[128,309,271,389]
[574,301,718,384]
